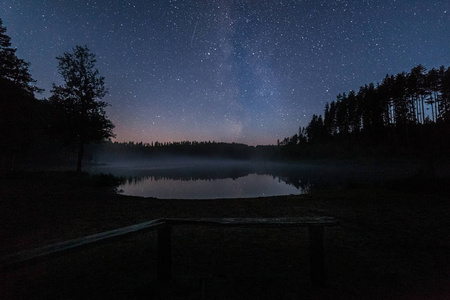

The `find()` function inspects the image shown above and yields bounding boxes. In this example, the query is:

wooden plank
[157,225,172,282]
[2,216,338,290]
[166,217,336,289]
[309,226,325,288]
[166,217,337,227]
[1,217,337,270]
[0,219,165,270]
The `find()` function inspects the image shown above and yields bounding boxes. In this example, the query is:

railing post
[158,224,172,282]
[309,225,325,288]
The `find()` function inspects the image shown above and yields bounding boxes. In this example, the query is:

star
[2,0,449,145]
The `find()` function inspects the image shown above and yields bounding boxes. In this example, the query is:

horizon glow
[2,0,450,145]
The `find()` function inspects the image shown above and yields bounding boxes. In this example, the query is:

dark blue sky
[3,0,450,145]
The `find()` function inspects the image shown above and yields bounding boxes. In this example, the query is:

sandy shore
[1,173,449,299]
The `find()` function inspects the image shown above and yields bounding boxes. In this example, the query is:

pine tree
[50,45,115,172]
[0,19,40,95]
[0,19,43,169]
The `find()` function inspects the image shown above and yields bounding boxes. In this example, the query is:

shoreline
[1,174,449,299]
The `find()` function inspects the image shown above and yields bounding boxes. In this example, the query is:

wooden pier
[1,217,338,295]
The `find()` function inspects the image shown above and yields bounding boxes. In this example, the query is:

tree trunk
[434,91,439,121]
[430,100,435,122]
[421,95,425,123]
[76,141,84,173]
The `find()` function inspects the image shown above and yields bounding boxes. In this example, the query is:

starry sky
[2,0,450,145]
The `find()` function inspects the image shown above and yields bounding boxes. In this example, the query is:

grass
[1,169,449,299]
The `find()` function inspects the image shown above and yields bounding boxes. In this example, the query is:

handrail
[0,218,165,269]
[1,217,338,289]
[165,217,338,227]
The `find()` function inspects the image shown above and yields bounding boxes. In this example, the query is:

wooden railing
[1,217,338,291]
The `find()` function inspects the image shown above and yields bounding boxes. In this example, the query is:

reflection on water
[121,173,306,199]
[92,161,313,199]
[91,159,417,199]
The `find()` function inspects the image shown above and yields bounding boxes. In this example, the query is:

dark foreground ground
[0,171,449,299]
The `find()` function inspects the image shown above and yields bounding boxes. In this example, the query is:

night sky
[2,0,450,145]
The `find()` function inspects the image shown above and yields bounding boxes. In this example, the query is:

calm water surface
[119,173,305,199]
[92,161,310,199]
[92,159,416,199]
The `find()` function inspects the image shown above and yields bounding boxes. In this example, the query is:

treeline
[96,140,280,162]
[0,19,54,170]
[281,64,450,158]
[4,14,449,169]
[1,19,114,171]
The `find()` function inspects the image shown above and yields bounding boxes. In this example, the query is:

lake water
[90,159,417,199]
[91,161,312,199]
[120,173,305,199]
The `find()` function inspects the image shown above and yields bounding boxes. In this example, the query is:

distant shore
[1,172,449,299]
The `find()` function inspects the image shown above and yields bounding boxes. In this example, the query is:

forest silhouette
[279,65,450,159]
[1,17,449,172]
[1,19,114,171]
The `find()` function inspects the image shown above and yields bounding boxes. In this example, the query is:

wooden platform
[1,217,338,291]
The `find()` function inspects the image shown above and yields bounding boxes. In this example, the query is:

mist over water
[120,173,304,199]
[90,158,421,199]
[92,159,308,198]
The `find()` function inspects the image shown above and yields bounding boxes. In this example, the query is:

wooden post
[309,225,325,288]
[157,225,172,282]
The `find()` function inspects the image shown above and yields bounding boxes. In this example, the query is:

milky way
[3,0,450,145]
